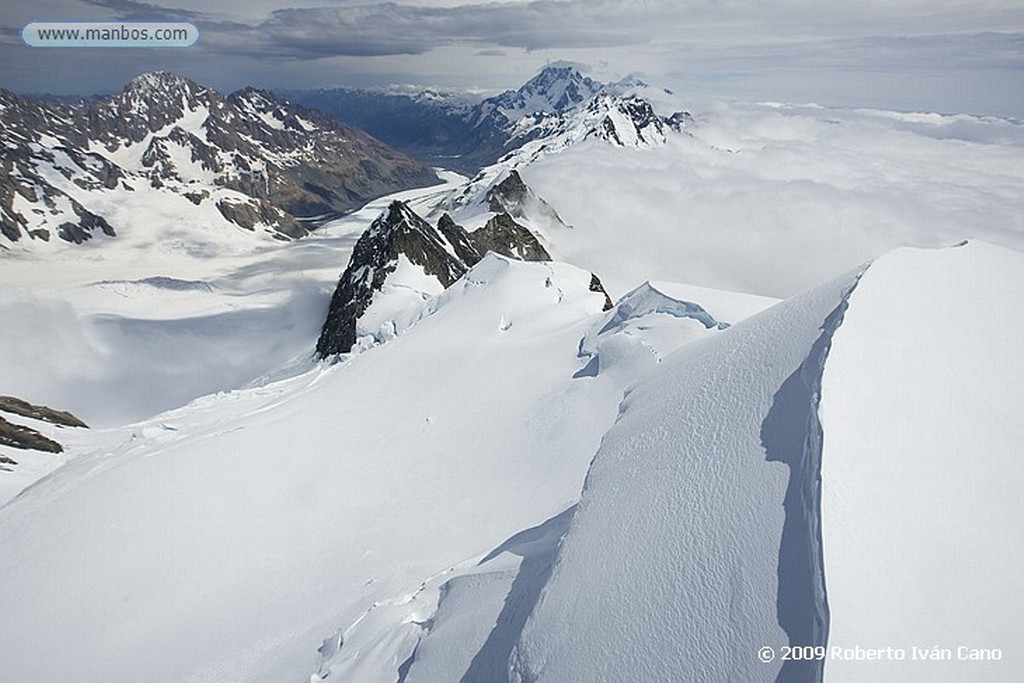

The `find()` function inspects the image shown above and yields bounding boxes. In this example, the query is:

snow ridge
[760,270,863,681]
[598,281,725,335]
[510,267,865,683]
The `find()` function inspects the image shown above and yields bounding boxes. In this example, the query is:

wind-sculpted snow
[397,507,576,683]
[511,269,862,683]
[760,273,861,682]
[573,280,745,381]
[820,241,1024,682]
[597,281,726,334]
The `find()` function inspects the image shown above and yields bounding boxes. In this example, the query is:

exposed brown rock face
[0,72,437,245]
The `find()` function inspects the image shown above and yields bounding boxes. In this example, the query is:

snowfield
[0,250,735,682]
[820,242,1024,682]
[2,238,1021,682]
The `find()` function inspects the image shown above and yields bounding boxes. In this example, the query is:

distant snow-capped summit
[283,64,690,175]
[484,65,604,121]
[445,91,677,229]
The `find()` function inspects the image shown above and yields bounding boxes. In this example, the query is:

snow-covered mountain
[285,65,689,174]
[1,237,1020,682]
[431,77,687,254]
[476,64,604,123]
[3,61,1024,683]
[0,72,437,248]
[316,200,479,355]
[316,199,586,356]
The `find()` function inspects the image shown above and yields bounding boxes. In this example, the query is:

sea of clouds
[524,100,1024,298]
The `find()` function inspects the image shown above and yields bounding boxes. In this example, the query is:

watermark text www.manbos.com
[22,22,199,48]
[757,644,1004,664]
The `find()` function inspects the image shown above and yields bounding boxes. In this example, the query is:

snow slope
[2,230,1020,681]
[820,241,1024,682]
[510,241,1023,683]
[0,172,464,428]
[511,267,861,683]
[0,254,636,683]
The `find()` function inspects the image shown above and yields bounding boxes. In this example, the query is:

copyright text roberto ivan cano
[756,644,1004,665]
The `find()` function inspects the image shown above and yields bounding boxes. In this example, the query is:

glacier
[2,239,1021,682]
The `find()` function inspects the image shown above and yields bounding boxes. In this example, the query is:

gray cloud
[1,0,1023,116]
[196,1,661,61]
[79,0,203,20]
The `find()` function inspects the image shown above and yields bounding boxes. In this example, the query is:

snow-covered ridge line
[761,268,863,681]
[510,264,867,682]
[820,241,1024,681]
[598,281,727,333]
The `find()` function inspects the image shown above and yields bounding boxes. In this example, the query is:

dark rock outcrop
[215,198,304,238]
[469,213,551,262]
[0,395,88,457]
[589,273,614,311]
[316,201,477,357]
[317,200,564,357]
[0,395,88,428]
[484,170,567,229]
[436,213,483,266]
[0,416,64,453]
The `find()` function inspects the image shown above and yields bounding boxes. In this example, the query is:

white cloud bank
[524,101,1024,298]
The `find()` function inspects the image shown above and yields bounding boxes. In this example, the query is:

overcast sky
[2,0,1023,115]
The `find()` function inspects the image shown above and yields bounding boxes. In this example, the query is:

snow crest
[510,268,863,682]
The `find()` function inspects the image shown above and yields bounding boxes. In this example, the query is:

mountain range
[286,65,688,173]
[1,62,1022,683]
[0,71,436,247]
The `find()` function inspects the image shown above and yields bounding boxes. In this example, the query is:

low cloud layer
[524,102,1024,297]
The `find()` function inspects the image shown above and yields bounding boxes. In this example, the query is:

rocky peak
[486,170,530,213]
[665,110,694,132]
[519,65,603,113]
[484,170,567,228]
[583,93,666,147]
[489,65,604,121]
[317,200,565,357]
[124,71,204,99]
[316,201,478,357]
[99,71,219,143]
[469,213,551,262]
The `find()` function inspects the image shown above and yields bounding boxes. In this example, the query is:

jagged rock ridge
[485,170,568,228]
[469,212,551,262]
[316,201,479,357]
[317,201,602,357]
